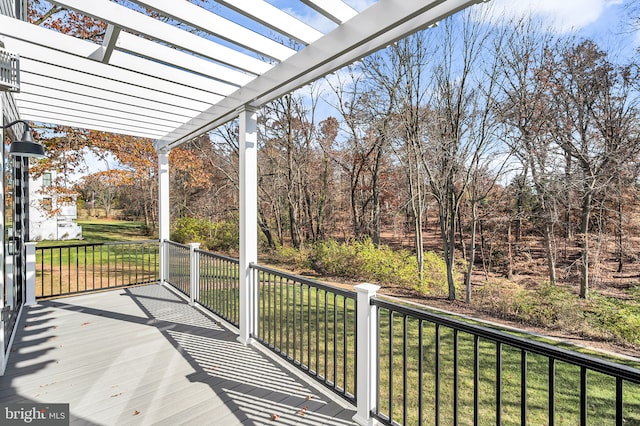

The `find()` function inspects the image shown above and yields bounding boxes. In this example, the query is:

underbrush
[273,240,640,351]
[589,290,640,348]
[476,280,587,331]
[475,279,640,351]
[274,238,448,292]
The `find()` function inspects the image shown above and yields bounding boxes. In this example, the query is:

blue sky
[480,0,636,59]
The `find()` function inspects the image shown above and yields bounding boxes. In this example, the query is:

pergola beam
[16,85,193,124]
[50,0,273,75]
[90,24,120,63]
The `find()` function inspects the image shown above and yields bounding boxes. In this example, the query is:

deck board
[0,284,356,425]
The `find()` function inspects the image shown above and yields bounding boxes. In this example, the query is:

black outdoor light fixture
[1,119,45,158]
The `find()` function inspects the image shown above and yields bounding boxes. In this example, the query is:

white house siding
[29,172,82,241]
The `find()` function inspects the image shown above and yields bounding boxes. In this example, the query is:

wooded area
[31,3,640,316]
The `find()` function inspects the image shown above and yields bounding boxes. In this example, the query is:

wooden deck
[0,284,356,425]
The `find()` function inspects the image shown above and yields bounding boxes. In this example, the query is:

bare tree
[328,67,383,240]
[544,39,639,298]
[496,17,561,286]
[419,11,499,300]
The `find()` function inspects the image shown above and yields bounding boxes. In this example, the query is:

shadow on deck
[0,284,356,425]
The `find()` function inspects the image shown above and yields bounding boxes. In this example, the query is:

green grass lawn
[35,220,159,297]
[376,308,640,425]
[36,219,152,247]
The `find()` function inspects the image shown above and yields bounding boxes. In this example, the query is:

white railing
[0,46,19,92]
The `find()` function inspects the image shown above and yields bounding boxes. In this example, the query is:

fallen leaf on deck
[133,410,140,416]
[270,413,280,421]
[297,406,308,416]
[110,393,123,398]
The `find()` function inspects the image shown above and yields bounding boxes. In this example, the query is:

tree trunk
[372,148,382,247]
[506,221,513,280]
[543,220,557,285]
[443,189,457,301]
[457,208,466,261]
[258,207,275,248]
[617,177,624,273]
[579,188,593,299]
[465,202,478,303]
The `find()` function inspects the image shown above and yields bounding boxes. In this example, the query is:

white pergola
[1,0,483,375]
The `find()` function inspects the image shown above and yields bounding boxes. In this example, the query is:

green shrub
[171,217,239,252]
[171,217,210,244]
[307,238,445,292]
[276,245,311,270]
[310,239,360,277]
[414,251,449,296]
[590,294,640,347]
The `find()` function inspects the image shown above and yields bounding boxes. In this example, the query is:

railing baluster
[418,319,424,426]
[307,284,311,371]
[497,341,502,426]
[58,247,61,295]
[343,297,347,390]
[549,357,555,426]
[331,293,338,388]
[388,309,394,423]
[324,290,328,380]
[474,335,480,426]
[454,329,459,426]
[376,307,381,417]
[616,377,623,426]
[316,287,320,375]
[280,275,285,353]
[293,279,297,363]
[403,315,408,426]
[268,271,273,346]
[521,349,527,426]
[580,366,587,426]
[435,323,440,426]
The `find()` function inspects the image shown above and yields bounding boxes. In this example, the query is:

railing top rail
[196,249,240,264]
[250,263,356,299]
[35,240,160,250]
[373,296,640,384]
[165,240,190,249]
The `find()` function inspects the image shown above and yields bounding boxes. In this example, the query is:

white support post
[25,242,37,306]
[353,283,380,426]
[189,242,200,306]
[238,106,258,346]
[0,115,5,372]
[157,147,170,285]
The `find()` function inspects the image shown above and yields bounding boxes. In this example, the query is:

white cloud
[480,0,623,33]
